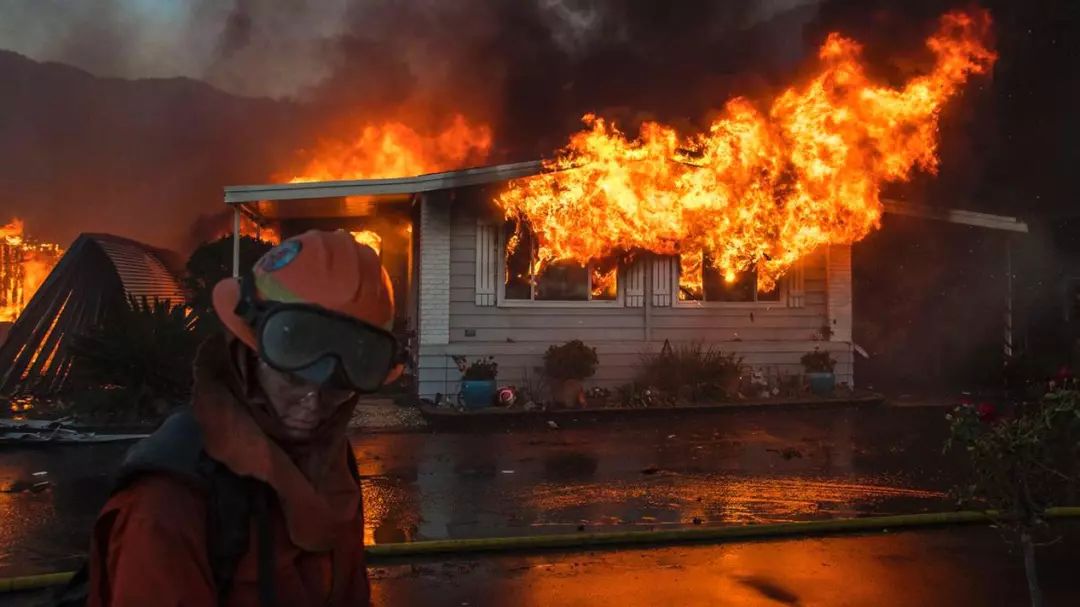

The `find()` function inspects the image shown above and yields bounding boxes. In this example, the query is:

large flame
[0,219,64,323]
[281,114,493,183]
[498,10,996,291]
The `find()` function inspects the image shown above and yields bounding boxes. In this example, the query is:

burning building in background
[0,219,63,325]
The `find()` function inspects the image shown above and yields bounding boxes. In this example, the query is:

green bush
[637,341,744,402]
[66,297,199,422]
[544,340,599,381]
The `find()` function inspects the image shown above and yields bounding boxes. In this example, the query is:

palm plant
[67,296,199,421]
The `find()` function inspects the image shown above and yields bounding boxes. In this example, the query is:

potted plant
[455,356,498,408]
[585,386,611,408]
[543,340,598,407]
[800,348,837,396]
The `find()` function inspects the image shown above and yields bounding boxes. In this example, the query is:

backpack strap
[203,458,261,605]
[252,484,277,607]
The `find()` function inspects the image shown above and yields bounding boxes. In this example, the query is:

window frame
[495,224,624,308]
[671,253,789,309]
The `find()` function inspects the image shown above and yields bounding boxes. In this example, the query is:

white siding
[416,199,856,400]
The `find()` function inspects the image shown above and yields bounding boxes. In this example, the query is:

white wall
[416,197,855,401]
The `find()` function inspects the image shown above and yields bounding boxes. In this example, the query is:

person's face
[254,359,356,442]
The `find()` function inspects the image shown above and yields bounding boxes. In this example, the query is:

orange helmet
[213,230,402,387]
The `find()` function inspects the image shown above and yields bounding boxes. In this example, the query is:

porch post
[232,206,241,278]
[416,193,452,401]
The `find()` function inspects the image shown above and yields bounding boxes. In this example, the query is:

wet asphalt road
[0,404,963,580]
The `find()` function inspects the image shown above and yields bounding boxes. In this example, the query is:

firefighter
[70,230,400,606]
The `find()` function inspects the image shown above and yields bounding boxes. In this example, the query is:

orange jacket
[86,336,369,606]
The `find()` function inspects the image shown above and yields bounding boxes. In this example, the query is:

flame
[282,114,492,182]
[350,230,382,255]
[1,219,24,244]
[591,265,618,300]
[0,219,64,323]
[497,10,996,291]
[239,215,280,244]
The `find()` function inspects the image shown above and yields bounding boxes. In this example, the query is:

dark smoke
[1,0,1078,391]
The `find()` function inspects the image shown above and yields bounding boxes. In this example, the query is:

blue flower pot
[807,372,836,397]
[461,380,497,409]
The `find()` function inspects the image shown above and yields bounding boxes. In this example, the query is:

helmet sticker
[261,240,302,272]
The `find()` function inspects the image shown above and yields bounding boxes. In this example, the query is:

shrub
[66,297,199,422]
[543,340,599,381]
[945,391,1080,606]
[637,341,744,402]
[800,348,836,373]
[184,235,275,335]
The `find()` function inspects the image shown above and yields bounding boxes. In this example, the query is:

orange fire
[498,10,996,291]
[281,114,493,183]
[350,230,382,255]
[0,218,64,323]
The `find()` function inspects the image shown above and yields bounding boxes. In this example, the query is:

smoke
[0,1,824,123]
[0,0,351,98]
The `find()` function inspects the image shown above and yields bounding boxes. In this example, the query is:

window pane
[590,261,618,301]
[704,264,756,302]
[536,261,589,301]
[504,222,532,300]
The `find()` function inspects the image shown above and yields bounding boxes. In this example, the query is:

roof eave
[224,160,544,204]
[224,160,1028,234]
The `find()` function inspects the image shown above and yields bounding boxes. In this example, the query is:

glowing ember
[0,219,64,322]
[281,114,492,182]
[350,230,382,255]
[498,10,996,291]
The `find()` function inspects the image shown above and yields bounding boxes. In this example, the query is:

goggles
[234,273,399,393]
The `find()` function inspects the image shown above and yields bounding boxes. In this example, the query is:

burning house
[0,219,63,331]
[224,9,1024,402]
[0,234,185,397]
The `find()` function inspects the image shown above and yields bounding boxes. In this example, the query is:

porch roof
[224,160,1028,233]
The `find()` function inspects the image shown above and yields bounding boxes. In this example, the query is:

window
[677,251,780,303]
[502,222,618,303]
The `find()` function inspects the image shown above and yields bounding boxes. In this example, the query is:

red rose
[976,402,998,423]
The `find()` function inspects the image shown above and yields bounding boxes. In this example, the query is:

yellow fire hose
[3,507,1080,593]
